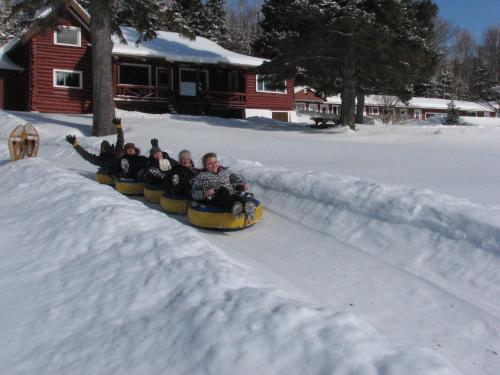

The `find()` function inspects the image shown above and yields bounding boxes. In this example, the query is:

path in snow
[200,209,500,375]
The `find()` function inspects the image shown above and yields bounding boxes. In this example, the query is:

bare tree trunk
[355,88,365,124]
[89,0,115,136]
[340,64,356,130]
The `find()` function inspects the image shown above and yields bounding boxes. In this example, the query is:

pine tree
[204,0,228,45]
[171,0,228,45]
[445,100,460,125]
[11,0,193,136]
[0,1,31,46]
[256,0,439,130]
[470,57,496,100]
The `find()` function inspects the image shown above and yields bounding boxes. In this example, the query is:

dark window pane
[120,65,150,85]
[65,73,80,87]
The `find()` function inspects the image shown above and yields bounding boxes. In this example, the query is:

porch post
[196,66,201,97]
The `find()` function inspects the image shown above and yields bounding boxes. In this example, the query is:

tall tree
[0,0,31,46]
[12,0,193,136]
[479,26,500,84]
[256,0,439,130]
[172,0,228,45]
[225,0,261,55]
[449,28,476,99]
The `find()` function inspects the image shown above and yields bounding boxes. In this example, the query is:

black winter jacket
[166,164,200,198]
[119,151,148,180]
[72,127,124,175]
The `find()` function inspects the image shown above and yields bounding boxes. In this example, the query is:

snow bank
[232,161,500,316]
[0,159,460,374]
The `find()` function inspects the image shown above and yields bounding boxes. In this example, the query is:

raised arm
[113,118,124,157]
[65,135,105,167]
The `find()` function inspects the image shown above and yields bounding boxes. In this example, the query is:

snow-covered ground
[1,110,499,375]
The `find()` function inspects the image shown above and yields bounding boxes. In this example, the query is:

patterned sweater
[191,166,244,201]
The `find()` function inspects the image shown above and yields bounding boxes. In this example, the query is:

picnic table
[310,114,340,128]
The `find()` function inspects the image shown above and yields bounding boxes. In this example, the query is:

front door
[156,67,172,97]
[179,68,208,97]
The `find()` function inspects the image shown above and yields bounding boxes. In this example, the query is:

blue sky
[420,0,499,41]
[234,1,499,42]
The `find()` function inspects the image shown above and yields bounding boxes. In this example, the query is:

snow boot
[231,201,244,217]
[244,201,256,221]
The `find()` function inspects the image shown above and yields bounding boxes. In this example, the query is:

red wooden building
[0,0,294,121]
[293,87,497,122]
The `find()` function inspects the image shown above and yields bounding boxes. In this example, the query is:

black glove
[235,184,246,192]
[229,173,242,186]
[65,135,76,145]
[112,117,122,126]
[151,138,159,148]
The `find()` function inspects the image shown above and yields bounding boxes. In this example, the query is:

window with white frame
[332,105,339,114]
[53,70,82,88]
[368,107,379,115]
[467,111,477,117]
[54,26,81,47]
[256,75,287,93]
[295,103,306,111]
[414,109,422,119]
[320,104,329,113]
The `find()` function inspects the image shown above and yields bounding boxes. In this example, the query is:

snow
[0,38,23,71]
[1,109,500,374]
[113,27,265,67]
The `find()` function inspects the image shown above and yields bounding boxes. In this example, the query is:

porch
[112,59,247,116]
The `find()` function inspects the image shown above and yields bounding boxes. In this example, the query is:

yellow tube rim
[188,201,263,230]
[95,172,114,186]
[161,194,190,214]
[114,179,145,195]
[144,184,163,204]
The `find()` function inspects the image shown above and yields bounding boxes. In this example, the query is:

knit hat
[124,142,136,151]
[100,140,112,154]
[150,138,162,157]
[150,146,162,157]
[178,149,191,160]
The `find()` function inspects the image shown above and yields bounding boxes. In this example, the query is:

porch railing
[115,84,247,108]
[202,90,246,107]
[115,84,171,101]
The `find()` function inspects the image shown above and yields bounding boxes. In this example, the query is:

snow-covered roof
[0,38,23,71]
[407,97,492,112]
[322,94,495,112]
[294,86,317,94]
[112,27,265,68]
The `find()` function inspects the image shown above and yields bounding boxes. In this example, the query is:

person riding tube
[191,152,256,218]
[65,118,124,182]
[143,138,178,185]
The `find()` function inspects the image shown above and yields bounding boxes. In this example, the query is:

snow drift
[232,160,500,316]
